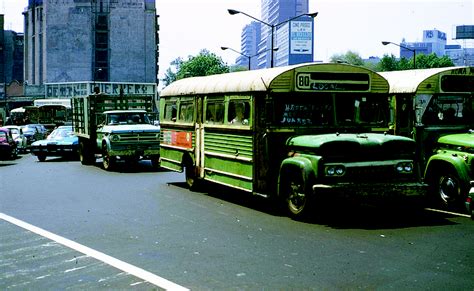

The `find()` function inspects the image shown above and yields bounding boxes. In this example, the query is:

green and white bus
[381,66,474,209]
[160,63,426,218]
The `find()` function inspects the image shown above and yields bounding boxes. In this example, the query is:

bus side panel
[203,129,253,192]
[160,127,195,172]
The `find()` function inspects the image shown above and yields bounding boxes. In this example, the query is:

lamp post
[382,41,416,69]
[221,46,279,70]
[228,9,318,68]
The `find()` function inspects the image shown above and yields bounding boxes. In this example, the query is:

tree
[163,50,230,86]
[377,52,454,71]
[330,51,364,66]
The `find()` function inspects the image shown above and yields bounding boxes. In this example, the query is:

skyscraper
[23,0,158,86]
[236,22,261,70]
[249,0,313,69]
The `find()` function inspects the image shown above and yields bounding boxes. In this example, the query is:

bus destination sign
[295,72,370,92]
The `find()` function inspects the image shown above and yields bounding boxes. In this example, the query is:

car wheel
[282,171,311,219]
[102,144,115,171]
[185,164,201,190]
[435,168,464,210]
[37,154,46,162]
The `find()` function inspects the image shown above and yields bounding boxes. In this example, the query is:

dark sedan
[0,127,18,160]
[30,126,79,162]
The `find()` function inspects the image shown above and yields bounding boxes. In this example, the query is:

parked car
[0,127,18,160]
[3,125,28,153]
[30,125,79,162]
[21,124,42,145]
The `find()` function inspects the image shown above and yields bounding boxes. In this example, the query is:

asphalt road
[1,153,474,290]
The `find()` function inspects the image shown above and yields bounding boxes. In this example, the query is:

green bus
[381,66,474,209]
[160,63,426,218]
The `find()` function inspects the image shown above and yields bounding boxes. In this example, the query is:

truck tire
[435,168,464,210]
[102,144,115,171]
[281,171,311,219]
[37,154,46,162]
[79,139,95,165]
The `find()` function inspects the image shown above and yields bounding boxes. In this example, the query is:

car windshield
[0,132,7,140]
[107,113,150,125]
[48,127,73,139]
[9,128,19,135]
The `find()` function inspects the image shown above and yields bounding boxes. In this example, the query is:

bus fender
[425,153,471,186]
[277,156,320,198]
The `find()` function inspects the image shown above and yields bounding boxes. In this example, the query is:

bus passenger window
[164,102,177,121]
[206,102,225,124]
[179,103,194,123]
[228,101,250,125]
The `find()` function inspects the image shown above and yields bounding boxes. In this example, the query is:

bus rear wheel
[283,172,310,218]
[185,165,200,190]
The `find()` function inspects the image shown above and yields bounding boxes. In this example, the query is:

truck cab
[96,110,160,170]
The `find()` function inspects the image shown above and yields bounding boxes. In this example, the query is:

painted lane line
[0,213,189,291]
[424,208,471,218]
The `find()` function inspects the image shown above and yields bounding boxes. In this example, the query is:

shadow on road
[169,181,461,230]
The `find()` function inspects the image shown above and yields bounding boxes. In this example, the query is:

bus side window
[179,102,194,123]
[206,102,225,124]
[228,101,250,125]
[164,102,177,122]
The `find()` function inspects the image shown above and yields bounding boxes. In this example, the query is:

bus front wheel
[435,168,464,210]
[282,172,311,219]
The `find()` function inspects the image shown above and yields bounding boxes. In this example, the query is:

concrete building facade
[24,0,158,86]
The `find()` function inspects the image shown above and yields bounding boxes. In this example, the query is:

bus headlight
[325,165,346,177]
[111,134,120,142]
[396,162,413,173]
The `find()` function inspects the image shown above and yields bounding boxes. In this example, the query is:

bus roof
[160,62,389,96]
[380,66,473,94]
[33,98,72,109]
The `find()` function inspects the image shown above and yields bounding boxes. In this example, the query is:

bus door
[202,95,253,192]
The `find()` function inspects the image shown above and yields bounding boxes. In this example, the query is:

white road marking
[0,212,189,291]
[424,208,471,218]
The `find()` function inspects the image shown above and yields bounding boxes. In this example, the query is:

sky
[1,0,473,82]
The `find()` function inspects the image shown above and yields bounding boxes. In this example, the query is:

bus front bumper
[312,182,428,197]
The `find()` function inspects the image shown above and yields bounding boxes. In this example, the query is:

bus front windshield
[421,94,474,126]
[273,93,389,128]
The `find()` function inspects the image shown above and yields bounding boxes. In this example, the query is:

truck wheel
[37,154,46,162]
[435,168,463,210]
[79,141,95,165]
[282,172,310,218]
[151,157,160,170]
[102,145,115,171]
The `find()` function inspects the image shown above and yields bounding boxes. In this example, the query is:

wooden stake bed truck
[71,93,160,170]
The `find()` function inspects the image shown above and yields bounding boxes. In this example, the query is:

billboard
[456,25,474,39]
[290,21,313,55]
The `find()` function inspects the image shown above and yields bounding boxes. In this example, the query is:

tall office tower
[237,22,261,70]
[23,0,158,85]
[255,0,313,69]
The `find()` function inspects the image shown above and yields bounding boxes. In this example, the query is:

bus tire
[185,164,200,190]
[37,154,46,162]
[282,171,311,219]
[150,157,160,170]
[434,168,464,210]
[102,144,115,171]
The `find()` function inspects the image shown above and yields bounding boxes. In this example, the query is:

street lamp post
[382,41,416,69]
[228,9,318,68]
[221,46,279,70]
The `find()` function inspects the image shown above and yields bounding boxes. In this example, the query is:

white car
[3,125,28,153]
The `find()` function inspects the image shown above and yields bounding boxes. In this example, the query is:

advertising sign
[290,21,313,55]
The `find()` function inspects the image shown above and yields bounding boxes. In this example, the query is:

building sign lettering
[45,82,156,98]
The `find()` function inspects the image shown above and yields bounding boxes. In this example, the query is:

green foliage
[329,51,455,73]
[376,52,454,72]
[163,50,230,86]
[330,50,364,66]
